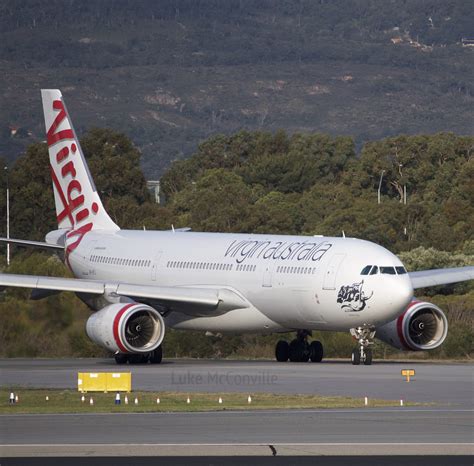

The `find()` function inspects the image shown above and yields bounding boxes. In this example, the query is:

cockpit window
[380,266,396,275]
[362,265,406,275]
[369,266,379,275]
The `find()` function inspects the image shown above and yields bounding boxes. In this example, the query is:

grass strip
[0,388,422,414]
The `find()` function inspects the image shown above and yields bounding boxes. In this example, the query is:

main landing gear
[350,327,375,365]
[114,346,163,365]
[275,330,324,363]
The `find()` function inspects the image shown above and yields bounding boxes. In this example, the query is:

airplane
[0,89,473,366]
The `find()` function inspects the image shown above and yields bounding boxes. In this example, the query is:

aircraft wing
[0,273,248,316]
[409,266,474,289]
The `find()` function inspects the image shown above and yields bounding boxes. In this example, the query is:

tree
[171,169,254,232]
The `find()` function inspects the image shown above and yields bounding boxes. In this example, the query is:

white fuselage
[69,230,414,333]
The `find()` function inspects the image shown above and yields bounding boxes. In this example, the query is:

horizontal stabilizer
[0,237,63,251]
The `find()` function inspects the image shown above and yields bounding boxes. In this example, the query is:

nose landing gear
[275,330,324,363]
[350,326,375,365]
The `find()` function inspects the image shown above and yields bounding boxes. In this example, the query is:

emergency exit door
[151,251,162,281]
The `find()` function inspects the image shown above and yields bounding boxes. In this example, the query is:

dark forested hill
[1,0,473,176]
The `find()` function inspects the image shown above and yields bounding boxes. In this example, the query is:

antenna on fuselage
[342,231,346,238]
[171,224,175,233]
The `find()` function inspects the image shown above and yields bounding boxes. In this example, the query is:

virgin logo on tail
[46,98,100,264]
[48,99,99,230]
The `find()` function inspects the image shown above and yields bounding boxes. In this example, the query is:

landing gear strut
[275,331,324,363]
[350,327,375,365]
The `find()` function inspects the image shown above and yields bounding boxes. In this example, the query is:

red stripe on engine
[396,300,419,350]
[112,303,135,353]
[396,313,410,350]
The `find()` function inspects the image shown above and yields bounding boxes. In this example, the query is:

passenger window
[369,266,378,275]
[380,266,396,275]
[396,266,407,275]
[361,265,372,275]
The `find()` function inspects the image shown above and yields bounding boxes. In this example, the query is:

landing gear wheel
[128,354,148,364]
[149,346,163,364]
[275,340,289,362]
[310,341,324,362]
[289,339,310,362]
[363,348,373,365]
[114,353,128,365]
[289,339,300,362]
[351,348,361,365]
[300,348,310,362]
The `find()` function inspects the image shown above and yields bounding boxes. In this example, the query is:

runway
[1,408,473,457]
[1,358,472,407]
[1,359,473,458]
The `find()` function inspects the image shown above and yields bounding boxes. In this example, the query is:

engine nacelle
[376,300,448,351]
[86,302,165,353]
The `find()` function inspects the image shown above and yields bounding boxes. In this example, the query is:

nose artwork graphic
[337,280,373,312]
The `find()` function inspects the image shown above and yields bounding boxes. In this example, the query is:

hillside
[1,0,473,176]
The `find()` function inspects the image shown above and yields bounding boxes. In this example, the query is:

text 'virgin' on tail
[41,89,119,232]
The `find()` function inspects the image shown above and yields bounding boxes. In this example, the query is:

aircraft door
[323,254,346,290]
[151,251,163,281]
[262,264,273,288]
[85,240,97,277]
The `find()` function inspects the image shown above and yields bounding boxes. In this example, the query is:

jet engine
[86,302,165,353]
[376,300,448,351]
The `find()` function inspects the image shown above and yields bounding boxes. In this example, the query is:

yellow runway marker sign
[78,372,132,393]
[401,369,415,382]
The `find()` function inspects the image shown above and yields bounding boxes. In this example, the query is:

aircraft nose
[391,275,414,312]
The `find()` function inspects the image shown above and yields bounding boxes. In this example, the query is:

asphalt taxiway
[0,359,472,457]
[1,358,472,407]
